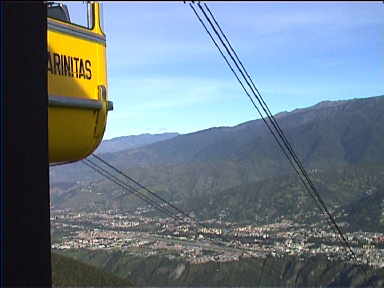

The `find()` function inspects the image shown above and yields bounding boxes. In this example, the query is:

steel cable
[188,0,370,271]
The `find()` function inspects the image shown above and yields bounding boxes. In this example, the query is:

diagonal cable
[188,2,326,223]
[197,1,350,257]
[192,1,358,262]
[188,4,374,285]
[91,153,198,225]
[89,154,256,255]
[82,158,183,222]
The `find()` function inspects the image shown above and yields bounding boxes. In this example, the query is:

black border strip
[0,1,6,285]
[4,3,51,286]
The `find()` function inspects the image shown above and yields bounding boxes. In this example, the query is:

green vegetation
[340,185,384,232]
[51,96,384,221]
[183,164,384,229]
[51,252,133,287]
[50,96,384,286]
[56,249,384,287]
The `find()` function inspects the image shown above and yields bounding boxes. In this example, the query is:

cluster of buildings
[51,209,384,268]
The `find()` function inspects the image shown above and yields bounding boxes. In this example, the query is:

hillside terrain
[51,96,384,232]
[51,95,384,287]
[50,132,179,197]
[95,132,179,154]
[181,164,384,230]
[104,95,384,170]
[57,249,384,287]
[51,252,133,287]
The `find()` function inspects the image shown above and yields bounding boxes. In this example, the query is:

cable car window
[48,1,92,30]
[47,3,70,22]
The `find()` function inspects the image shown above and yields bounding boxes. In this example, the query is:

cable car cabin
[48,1,113,165]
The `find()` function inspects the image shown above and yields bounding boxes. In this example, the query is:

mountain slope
[50,132,179,193]
[58,249,384,287]
[107,95,384,170]
[95,132,179,154]
[51,95,384,218]
[181,164,384,228]
[339,185,384,232]
[52,252,133,287]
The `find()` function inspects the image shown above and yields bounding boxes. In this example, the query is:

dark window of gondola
[47,2,71,23]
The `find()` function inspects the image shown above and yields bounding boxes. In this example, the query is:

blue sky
[65,1,384,139]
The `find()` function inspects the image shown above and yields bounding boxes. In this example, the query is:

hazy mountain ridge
[105,95,384,170]
[95,132,179,154]
[51,95,384,223]
[50,132,179,188]
[51,96,384,286]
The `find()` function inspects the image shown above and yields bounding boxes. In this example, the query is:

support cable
[82,158,183,222]
[188,2,325,223]
[189,0,362,265]
[196,1,351,257]
[88,155,255,256]
[91,154,198,225]
[189,2,374,283]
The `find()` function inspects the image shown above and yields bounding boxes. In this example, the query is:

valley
[50,95,384,286]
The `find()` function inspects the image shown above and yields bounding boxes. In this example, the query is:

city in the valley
[51,207,384,268]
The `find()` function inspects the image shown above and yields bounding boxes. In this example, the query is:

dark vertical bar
[3,2,51,287]
[0,1,5,287]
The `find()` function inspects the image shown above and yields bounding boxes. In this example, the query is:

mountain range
[95,132,179,154]
[50,95,384,230]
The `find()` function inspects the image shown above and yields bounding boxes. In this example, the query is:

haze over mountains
[95,132,179,154]
[49,132,179,186]
[50,95,384,231]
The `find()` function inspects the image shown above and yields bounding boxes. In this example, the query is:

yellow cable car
[48,1,113,165]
